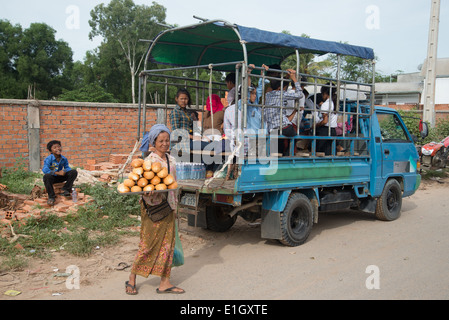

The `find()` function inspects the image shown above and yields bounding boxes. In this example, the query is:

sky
[2,0,449,75]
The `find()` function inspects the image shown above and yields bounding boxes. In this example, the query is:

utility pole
[423,0,440,127]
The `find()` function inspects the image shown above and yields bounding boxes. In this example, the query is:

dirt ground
[1,175,448,300]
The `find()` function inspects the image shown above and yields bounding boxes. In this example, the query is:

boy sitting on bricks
[42,140,78,206]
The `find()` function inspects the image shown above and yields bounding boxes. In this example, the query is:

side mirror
[419,120,429,139]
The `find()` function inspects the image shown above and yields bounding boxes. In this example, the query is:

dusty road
[2,179,449,301]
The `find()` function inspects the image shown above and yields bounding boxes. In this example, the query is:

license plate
[180,193,197,207]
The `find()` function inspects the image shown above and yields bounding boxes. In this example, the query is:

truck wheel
[206,205,237,232]
[279,193,313,247]
[375,179,402,221]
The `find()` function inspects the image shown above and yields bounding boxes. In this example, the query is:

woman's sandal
[125,281,138,295]
[156,286,185,294]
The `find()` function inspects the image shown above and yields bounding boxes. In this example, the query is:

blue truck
[137,20,427,246]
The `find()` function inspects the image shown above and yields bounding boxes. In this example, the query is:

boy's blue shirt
[43,154,72,175]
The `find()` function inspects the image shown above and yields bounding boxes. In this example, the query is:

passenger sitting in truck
[288,77,308,130]
[169,88,209,158]
[225,72,237,106]
[203,94,225,139]
[315,83,338,155]
[224,85,259,155]
[263,67,304,156]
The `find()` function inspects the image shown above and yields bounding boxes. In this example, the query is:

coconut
[137,178,149,188]
[155,184,167,191]
[131,159,144,168]
[131,185,142,193]
[142,160,152,171]
[128,172,140,181]
[167,181,178,190]
[163,174,175,186]
[150,176,161,186]
[157,167,168,179]
[117,184,130,194]
[151,162,162,173]
[133,167,144,176]
[123,179,136,188]
[143,171,155,180]
[143,184,155,192]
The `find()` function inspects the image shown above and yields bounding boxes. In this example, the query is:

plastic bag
[172,221,184,267]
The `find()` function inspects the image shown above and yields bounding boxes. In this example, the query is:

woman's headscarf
[139,124,171,153]
[206,94,224,114]
[148,124,171,147]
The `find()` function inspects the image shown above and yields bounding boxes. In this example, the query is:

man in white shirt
[316,83,338,155]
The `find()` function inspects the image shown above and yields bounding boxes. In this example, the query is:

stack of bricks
[109,153,141,170]
[83,154,142,182]
[84,159,120,172]
[84,154,140,172]
[0,184,93,226]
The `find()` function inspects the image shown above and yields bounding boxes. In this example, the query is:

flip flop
[125,281,138,295]
[116,262,131,271]
[156,286,185,294]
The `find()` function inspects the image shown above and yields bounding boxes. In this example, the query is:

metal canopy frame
[137,19,376,162]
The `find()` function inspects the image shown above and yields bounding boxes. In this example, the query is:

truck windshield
[377,113,410,142]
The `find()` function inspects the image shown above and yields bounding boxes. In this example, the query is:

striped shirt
[263,82,304,133]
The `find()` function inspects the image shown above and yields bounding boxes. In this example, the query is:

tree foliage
[88,0,167,104]
[0,6,402,103]
[0,20,73,100]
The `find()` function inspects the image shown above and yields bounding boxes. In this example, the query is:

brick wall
[0,103,28,166]
[1,99,448,171]
[0,99,157,170]
[386,103,449,122]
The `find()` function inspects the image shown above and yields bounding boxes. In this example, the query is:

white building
[374,57,449,106]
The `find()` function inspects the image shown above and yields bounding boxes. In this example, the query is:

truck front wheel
[375,179,402,221]
[279,193,313,247]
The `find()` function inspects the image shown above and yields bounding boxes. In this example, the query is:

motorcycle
[421,135,449,169]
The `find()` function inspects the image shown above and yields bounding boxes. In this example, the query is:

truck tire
[279,193,314,247]
[375,179,402,221]
[206,205,237,232]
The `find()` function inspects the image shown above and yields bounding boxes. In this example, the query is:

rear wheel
[206,205,237,232]
[279,193,314,247]
[375,179,402,221]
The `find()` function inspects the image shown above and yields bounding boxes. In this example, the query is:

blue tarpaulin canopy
[147,20,375,71]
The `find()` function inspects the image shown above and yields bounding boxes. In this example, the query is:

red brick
[34,198,47,205]
[24,200,37,206]
[55,205,70,213]
[22,205,33,212]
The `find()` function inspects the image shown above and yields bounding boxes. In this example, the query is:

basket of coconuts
[117,158,178,195]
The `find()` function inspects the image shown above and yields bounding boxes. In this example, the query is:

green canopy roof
[146,20,375,71]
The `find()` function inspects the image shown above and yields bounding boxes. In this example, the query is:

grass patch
[0,171,141,271]
[421,168,448,180]
[0,157,43,194]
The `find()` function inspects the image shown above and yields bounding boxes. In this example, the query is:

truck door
[376,111,419,195]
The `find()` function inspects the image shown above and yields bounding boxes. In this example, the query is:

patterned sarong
[131,202,175,278]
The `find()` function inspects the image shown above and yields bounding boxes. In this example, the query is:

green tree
[17,23,73,99]
[280,31,334,81]
[0,20,73,99]
[89,0,167,104]
[59,83,118,103]
[0,20,24,98]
